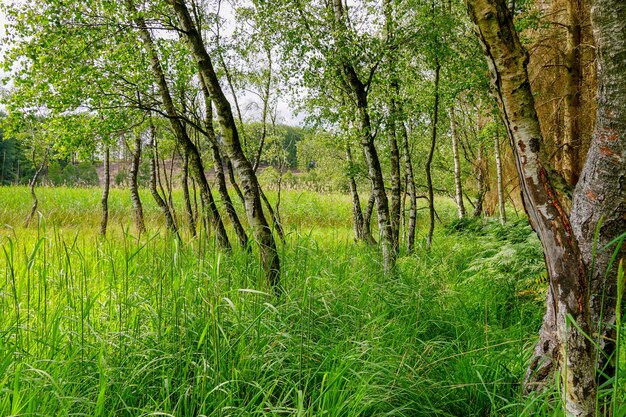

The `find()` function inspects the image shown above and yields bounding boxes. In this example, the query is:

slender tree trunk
[127,0,231,250]
[570,0,626,390]
[253,48,273,173]
[346,142,365,242]
[259,187,285,244]
[387,106,401,253]
[168,0,280,289]
[384,0,402,253]
[362,183,377,245]
[467,1,597,414]
[494,129,506,224]
[399,117,417,252]
[148,125,179,237]
[472,144,486,217]
[100,146,110,237]
[181,150,197,237]
[225,157,245,205]
[129,132,146,234]
[156,139,178,227]
[562,0,583,186]
[426,62,441,249]
[200,80,249,249]
[332,0,395,273]
[25,150,47,227]
[450,107,466,219]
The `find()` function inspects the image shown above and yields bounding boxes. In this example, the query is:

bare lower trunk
[181,151,197,237]
[388,108,401,252]
[259,187,285,244]
[450,107,466,219]
[169,0,280,289]
[426,62,441,249]
[225,157,245,205]
[467,1,596,414]
[472,144,486,218]
[494,130,506,224]
[25,150,47,228]
[398,119,417,252]
[362,183,377,244]
[100,146,110,236]
[346,143,365,242]
[129,132,146,235]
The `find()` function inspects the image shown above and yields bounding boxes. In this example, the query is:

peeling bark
[466,1,596,414]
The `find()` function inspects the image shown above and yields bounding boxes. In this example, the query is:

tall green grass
[0,186,623,416]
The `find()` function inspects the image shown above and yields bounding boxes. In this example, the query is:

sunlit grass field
[0,186,623,416]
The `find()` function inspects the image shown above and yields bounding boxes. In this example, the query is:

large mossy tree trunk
[466,0,598,414]
[168,0,280,290]
[570,0,626,390]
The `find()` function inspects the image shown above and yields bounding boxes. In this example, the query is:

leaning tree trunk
[129,132,146,235]
[494,129,506,224]
[148,126,179,238]
[169,0,280,289]
[570,0,626,390]
[450,107,466,219]
[199,79,250,249]
[24,149,48,228]
[466,1,597,415]
[100,146,110,237]
[127,0,231,250]
[426,62,441,249]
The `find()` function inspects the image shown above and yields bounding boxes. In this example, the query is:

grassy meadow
[0,186,623,416]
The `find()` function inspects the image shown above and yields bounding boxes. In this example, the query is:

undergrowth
[0,187,623,416]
